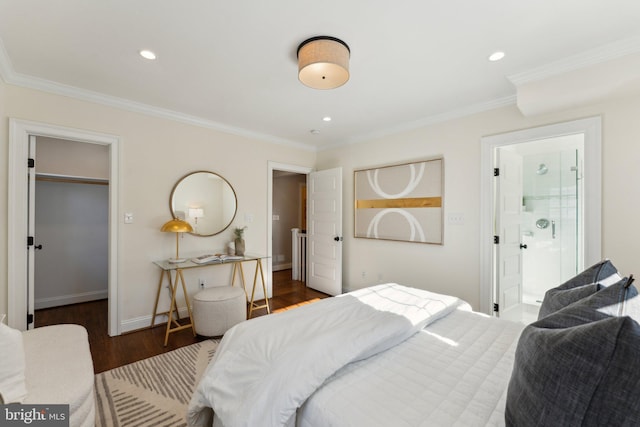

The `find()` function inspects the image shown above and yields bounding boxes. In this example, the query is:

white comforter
[187,283,469,427]
[297,308,524,427]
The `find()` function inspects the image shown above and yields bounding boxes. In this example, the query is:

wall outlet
[198,278,205,289]
[277,254,285,262]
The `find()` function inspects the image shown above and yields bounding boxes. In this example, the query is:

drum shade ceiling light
[297,36,350,90]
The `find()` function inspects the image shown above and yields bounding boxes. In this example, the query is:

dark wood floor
[35,269,328,373]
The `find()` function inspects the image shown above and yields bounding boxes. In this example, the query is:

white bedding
[297,307,524,427]
[187,284,468,427]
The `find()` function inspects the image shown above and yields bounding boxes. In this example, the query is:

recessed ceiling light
[310,129,320,135]
[322,116,332,122]
[139,49,157,60]
[488,51,505,62]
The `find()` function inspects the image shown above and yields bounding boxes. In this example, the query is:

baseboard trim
[35,290,108,310]
[120,306,192,334]
[272,263,292,272]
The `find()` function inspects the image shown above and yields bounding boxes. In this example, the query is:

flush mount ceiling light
[297,36,350,90]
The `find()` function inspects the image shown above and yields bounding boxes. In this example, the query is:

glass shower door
[521,149,580,305]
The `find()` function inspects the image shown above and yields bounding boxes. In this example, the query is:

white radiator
[291,228,307,282]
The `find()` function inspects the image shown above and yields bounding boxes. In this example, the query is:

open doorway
[495,135,584,323]
[268,162,314,308]
[8,119,120,335]
[267,162,344,298]
[267,162,313,296]
[272,170,307,275]
[479,117,602,321]
[33,137,109,326]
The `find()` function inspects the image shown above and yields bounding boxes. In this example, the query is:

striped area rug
[95,339,219,427]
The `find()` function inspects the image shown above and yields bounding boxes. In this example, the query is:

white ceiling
[1,0,639,150]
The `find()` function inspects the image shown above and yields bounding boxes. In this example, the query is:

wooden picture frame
[354,158,443,244]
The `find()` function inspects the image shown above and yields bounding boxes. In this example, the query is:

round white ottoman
[193,286,246,337]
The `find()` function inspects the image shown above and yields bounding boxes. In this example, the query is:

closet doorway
[34,137,109,311]
[8,119,120,335]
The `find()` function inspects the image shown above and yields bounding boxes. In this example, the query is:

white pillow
[0,316,28,403]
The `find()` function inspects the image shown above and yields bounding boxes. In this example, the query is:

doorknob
[334,236,343,242]
[34,244,43,250]
[519,244,527,249]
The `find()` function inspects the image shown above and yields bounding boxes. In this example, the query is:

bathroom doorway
[479,116,602,323]
[497,134,584,323]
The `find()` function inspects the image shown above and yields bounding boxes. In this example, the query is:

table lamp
[161,218,193,263]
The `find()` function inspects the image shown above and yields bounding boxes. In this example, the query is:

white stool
[193,286,246,337]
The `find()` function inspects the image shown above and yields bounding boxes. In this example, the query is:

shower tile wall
[521,149,579,305]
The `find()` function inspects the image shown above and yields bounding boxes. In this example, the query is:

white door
[27,135,37,329]
[307,167,343,296]
[495,148,524,315]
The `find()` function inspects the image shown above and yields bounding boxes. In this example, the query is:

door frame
[8,119,120,335]
[479,116,602,314]
[267,161,313,293]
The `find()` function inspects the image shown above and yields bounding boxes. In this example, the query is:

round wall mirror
[169,171,237,236]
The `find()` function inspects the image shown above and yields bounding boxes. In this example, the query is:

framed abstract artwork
[354,158,443,244]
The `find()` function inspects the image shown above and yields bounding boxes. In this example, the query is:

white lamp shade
[297,36,350,90]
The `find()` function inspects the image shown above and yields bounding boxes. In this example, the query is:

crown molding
[508,35,640,86]
[2,45,516,153]
[329,94,517,150]
[0,42,314,152]
[0,35,515,153]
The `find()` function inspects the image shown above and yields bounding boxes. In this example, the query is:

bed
[187,260,640,427]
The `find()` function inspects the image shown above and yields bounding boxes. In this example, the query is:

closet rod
[35,175,108,186]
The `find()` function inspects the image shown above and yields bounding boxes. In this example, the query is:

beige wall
[1,83,315,330]
[36,136,109,179]
[317,93,640,310]
[3,78,639,325]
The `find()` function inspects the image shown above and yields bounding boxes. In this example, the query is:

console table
[151,254,270,346]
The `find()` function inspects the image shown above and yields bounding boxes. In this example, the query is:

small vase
[234,238,245,256]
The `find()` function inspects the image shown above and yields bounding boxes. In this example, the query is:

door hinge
[28,158,35,168]
[493,303,499,313]
[27,236,34,247]
[27,313,34,324]
[493,167,499,176]
[494,235,499,244]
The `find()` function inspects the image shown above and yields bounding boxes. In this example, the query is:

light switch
[447,212,464,225]
[124,213,134,224]
[273,214,280,221]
